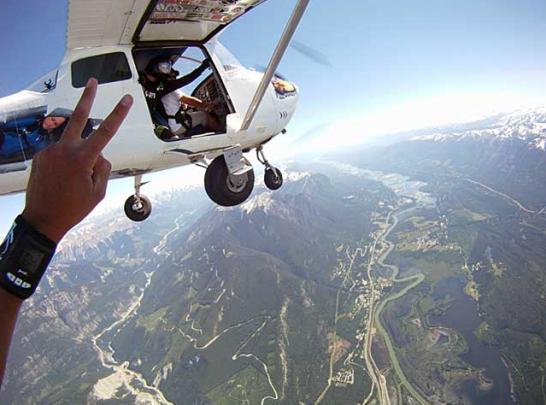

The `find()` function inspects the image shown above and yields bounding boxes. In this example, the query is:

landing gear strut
[257,146,283,190]
[204,147,255,207]
[124,175,152,222]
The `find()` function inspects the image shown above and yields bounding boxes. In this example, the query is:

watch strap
[0,215,57,300]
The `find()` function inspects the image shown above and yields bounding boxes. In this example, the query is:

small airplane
[0,0,311,221]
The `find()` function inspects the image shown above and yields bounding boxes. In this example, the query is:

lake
[429,277,514,405]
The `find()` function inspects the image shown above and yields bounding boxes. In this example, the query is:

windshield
[209,41,244,73]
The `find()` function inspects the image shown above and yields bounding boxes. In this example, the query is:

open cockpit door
[66,0,270,51]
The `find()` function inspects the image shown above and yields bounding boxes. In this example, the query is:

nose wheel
[124,175,152,222]
[264,167,283,190]
[257,146,283,191]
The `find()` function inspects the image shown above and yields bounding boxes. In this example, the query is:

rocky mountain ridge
[330,106,546,210]
[411,107,546,150]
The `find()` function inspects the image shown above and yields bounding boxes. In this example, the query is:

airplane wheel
[124,195,152,222]
[205,156,254,207]
[264,168,283,190]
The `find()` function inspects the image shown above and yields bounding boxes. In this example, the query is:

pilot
[161,71,222,137]
[139,56,210,137]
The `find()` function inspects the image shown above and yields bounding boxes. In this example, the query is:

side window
[71,52,132,88]
[173,47,208,95]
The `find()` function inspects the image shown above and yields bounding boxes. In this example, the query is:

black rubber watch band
[0,215,57,300]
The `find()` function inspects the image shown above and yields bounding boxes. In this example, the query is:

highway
[313,203,431,405]
[372,205,430,405]
[314,246,367,405]
[461,177,536,214]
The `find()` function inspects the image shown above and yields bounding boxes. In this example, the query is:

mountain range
[3,106,546,405]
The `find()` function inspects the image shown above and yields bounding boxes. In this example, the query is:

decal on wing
[150,0,267,24]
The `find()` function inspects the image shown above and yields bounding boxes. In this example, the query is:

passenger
[21,109,94,146]
[26,115,68,145]
[0,110,86,164]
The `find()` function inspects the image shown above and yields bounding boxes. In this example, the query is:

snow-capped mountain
[332,106,546,211]
[412,107,546,151]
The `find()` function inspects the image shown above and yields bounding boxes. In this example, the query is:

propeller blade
[290,40,333,68]
[252,40,332,79]
[253,65,288,81]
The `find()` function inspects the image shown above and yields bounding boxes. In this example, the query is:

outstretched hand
[22,78,133,242]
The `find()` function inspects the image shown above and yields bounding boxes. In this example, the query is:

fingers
[61,78,98,144]
[92,155,112,200]
[83,95,133,164]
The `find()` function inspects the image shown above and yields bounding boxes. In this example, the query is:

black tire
[124,195,152,222]
[205,156,255,207]
[264,168,283,190]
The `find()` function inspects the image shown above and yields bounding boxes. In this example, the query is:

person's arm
[0,78,133,390]
[161,60,209,96]
[0,289,22,387]
[179,94,213,112]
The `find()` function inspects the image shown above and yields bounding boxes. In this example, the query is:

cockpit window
[71,52,132,88]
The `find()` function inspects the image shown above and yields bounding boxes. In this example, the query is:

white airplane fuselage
[0,40,299,196]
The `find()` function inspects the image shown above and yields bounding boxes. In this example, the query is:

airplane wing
[67,0,269,51]
[66,0,145,50]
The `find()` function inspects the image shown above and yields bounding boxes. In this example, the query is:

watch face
[17,246,45,275]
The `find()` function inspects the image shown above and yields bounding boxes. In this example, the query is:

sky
[1,0,546,236]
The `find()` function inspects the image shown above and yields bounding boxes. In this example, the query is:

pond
[429,277,514,405]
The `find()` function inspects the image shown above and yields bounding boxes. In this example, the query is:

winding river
[373,203,430,405]
[371,176,513,405]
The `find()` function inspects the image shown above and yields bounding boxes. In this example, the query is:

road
[313,203,430,405]
[406,167,538,215]
[362,236,385,405]
[461,177,536,214]
[314,246,367,405]
[231,317,279,405]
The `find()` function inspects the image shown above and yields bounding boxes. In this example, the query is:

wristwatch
[0,215,57,300]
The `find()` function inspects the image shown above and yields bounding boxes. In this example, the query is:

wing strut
[239,0,312,131]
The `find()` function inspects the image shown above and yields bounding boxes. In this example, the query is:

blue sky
[1,0,546,236]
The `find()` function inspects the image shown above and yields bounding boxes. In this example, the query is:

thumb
[92,155,112,201]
